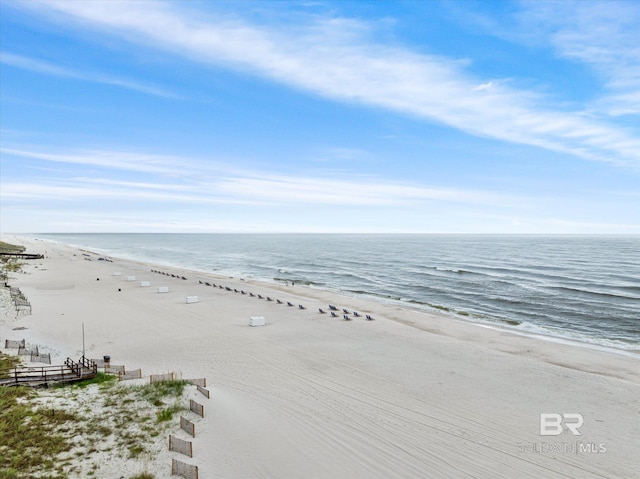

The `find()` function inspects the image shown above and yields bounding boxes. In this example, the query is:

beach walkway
[0,356,97,387]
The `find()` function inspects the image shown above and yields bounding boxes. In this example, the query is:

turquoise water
[35,234,640,352]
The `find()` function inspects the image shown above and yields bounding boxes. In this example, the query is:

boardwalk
[0,356,97,387]
[0,252,44,260]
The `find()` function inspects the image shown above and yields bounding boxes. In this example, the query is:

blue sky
[1,0,638,233]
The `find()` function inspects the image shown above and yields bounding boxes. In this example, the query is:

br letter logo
[540,413,583,436]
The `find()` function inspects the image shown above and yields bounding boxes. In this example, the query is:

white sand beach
[1,236,639,479]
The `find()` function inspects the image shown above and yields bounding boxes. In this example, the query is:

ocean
[33,234,640,353]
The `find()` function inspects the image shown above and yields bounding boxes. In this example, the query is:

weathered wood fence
[171,459,198,479]
[180,416,195,437]
[189,399,204,418]
[169,434,193,457]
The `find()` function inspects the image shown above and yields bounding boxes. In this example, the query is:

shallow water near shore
[31,233,640,352]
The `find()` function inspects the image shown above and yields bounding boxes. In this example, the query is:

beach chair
[353,311,360,317]
[343,308,350,314]
[267,297,273,301]
[250,292,255,297]
[366,315,375,321]
[319,308,325,314]
[299,304,305,310]
[277,299,283,304]
[331,312,338,317]
[343,315,351,321]
[287,302,294,307]
[258,294,263,299]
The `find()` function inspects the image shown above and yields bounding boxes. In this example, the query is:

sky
[0,0,639,234]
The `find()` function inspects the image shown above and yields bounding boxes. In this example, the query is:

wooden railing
[0,356,97,386]
[0,252,44,260]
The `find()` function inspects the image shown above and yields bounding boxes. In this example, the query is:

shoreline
[19,234,640,359]
[2,235,639,478]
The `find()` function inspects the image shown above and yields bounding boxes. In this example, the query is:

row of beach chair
[198,280,307,310]
[151,269,187,280]
[320,305,375,321]
[195,279,375,322]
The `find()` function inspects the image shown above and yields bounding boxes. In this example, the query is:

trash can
[103,355,111,365]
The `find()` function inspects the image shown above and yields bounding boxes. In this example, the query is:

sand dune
[1,236,638,478]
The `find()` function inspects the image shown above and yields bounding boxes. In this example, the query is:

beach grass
[0,358,189,478]
[0,242,25,254]
[0,385,77,478]
[64,371,118,389]
[0,353,21,379]
[137,379,187,406]
[0,241,26,274]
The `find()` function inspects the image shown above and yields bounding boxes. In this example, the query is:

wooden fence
[189,399,204,418]
[31,352,51,364]
[119,369,142,381]
[5,339,25,349]
[18,345,37,356]
[150,372,175,383]
[197,385,210,399]
[171,459,198,479]
[180,416,195,437]
[169,434,193,457]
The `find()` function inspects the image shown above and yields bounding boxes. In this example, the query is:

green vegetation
[156,402,183,422]
[0,241,26,274]
[0,353,21,380]
[0,242,25,254]
[137,379,187,405]
[0,368,189,478]
[0,386,77,478]
[1,260,23,274]
[64,371,118,389]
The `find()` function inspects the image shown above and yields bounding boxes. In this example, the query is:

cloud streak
[13,0,640,168]
[0,52,177,98]
[1,147,200,176]
[1,146,509,208]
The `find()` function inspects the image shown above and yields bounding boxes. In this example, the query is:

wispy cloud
[214,174,504,206]
[1,147,200,176]
[1,146,510,208]
[13,1,640,168]
[462,1,640,118]
[0,52,178,99]
[520,2,640,118]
